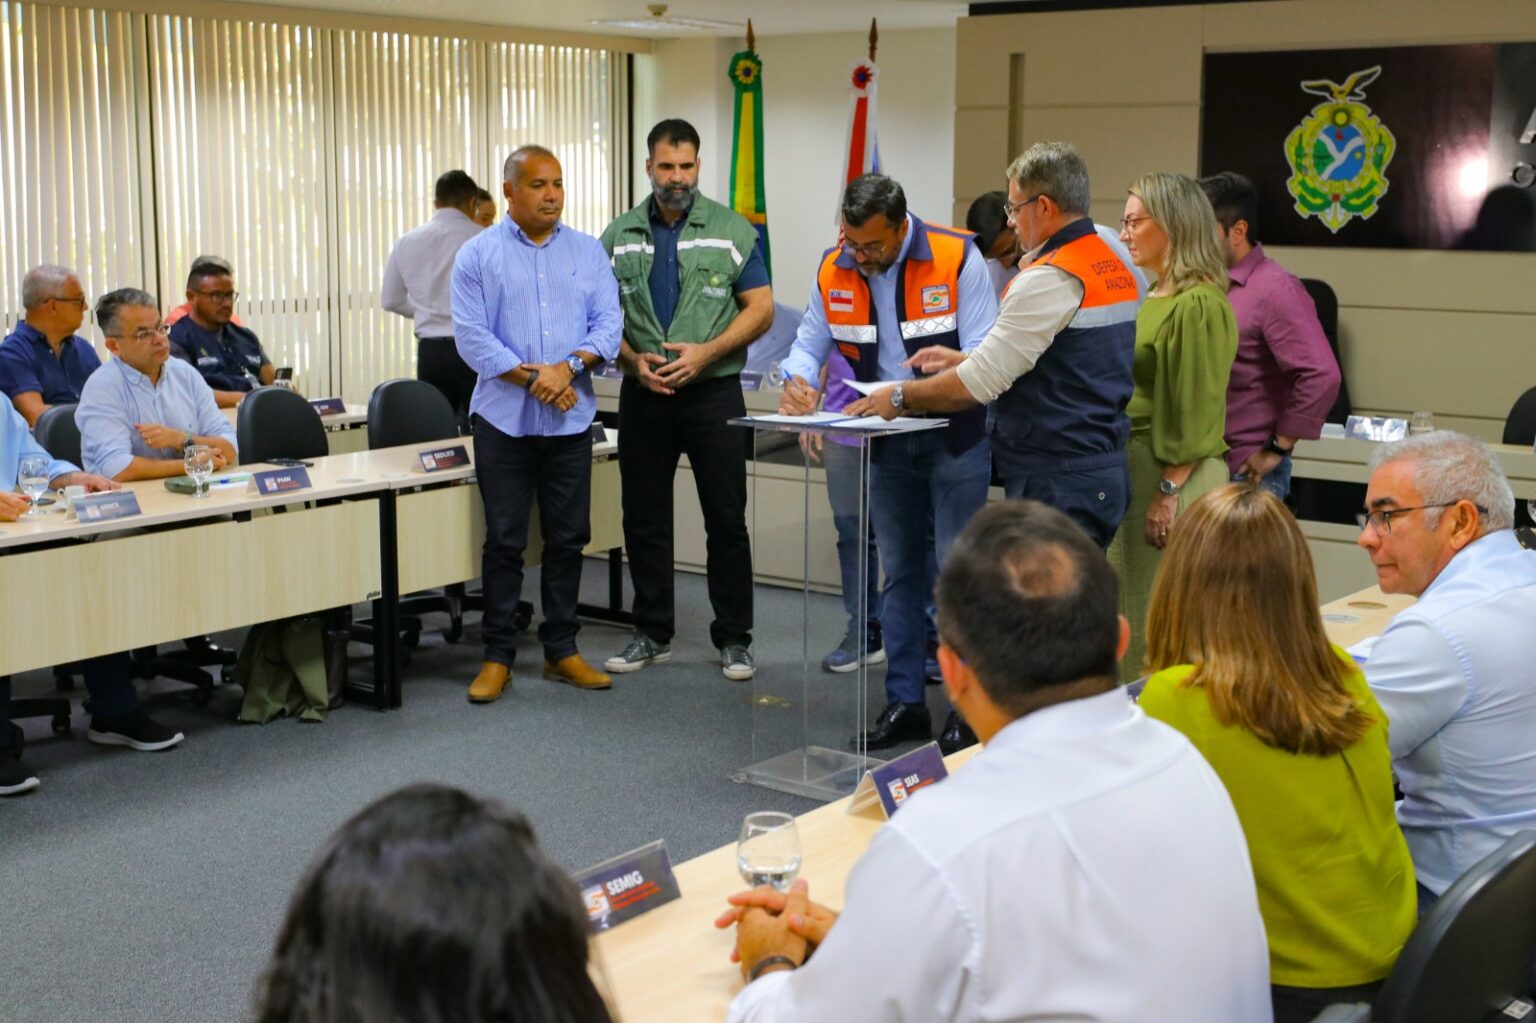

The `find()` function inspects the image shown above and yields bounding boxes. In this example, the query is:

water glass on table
[737,811,802,892]
[184,444,215,498]
[18,454,50,515]
[1409,411,1436,435]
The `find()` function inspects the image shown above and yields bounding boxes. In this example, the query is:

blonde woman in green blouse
[1111,171,1237,679]
[1139,484,1416,1023]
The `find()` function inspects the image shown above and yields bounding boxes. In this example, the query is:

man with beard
[600,118,773,682]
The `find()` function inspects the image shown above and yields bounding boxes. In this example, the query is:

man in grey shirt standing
[382,169,486,428]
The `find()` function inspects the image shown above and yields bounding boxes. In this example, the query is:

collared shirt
[450,218,622,438]
[382,206,485,338]
[781,213,999,386]
[727,689,1272,1023]
[168,318,270,393]
[1364,528,1536,895]
[0,322,102,405]
[0,404,78,487]
[646,198,769,332]
[1222,243,1341,473]
[77,356,237,478]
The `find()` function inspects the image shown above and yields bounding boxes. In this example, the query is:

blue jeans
[822,438,881,639]
[869,432,992,705]
[1232,454,1293,501]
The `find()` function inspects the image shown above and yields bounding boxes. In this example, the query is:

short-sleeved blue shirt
[646,198,769,332]
[168,318,270,393]
[0,322,102,405]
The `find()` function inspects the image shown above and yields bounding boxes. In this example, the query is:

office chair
[1300,278,1351,425]
[1503,386,1536,527]
[236,386,329,463]
[34,402,82,469]
[1310,830,1536,1022]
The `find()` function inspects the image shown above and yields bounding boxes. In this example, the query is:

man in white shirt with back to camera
[715,500,1272,1023]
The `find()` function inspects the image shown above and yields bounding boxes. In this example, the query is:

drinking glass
[736,811,802,891]
[183,444,215,498]
[18,454,49,516]
[767,360,786,389]
[1409,411,1436,435]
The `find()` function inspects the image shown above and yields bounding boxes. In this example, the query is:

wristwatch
[181,432,196,456]
[565,354,586,377]
[890,383,906,411]
[1157,477,1183,497]
[1262,436,1294,457]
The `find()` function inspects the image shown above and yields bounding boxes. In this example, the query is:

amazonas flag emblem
[728,49,771,276]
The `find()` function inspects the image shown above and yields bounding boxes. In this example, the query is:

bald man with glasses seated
[0,264,102,427]
[1357,430,1536,913]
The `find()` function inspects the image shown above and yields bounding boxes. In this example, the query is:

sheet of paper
[824,415,947,432]
[738,411,852,426]
[843,379,907,396]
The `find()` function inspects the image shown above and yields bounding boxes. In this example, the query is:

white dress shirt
[1364,528,1536,894]
[381,207,484,338]
[727,689,1273,1023]
[77,356,237,478]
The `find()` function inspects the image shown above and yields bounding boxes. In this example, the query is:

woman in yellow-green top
[1139,484,1417,1023]
[1109,172,1237,680]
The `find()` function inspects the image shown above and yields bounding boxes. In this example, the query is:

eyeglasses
[1356,502,1486,535]
[1004,194,1046,223]
[107,324,171,343]
[49,295,87,307]
[192,289,238,303]
[1119,214,1154,232]
[842,237,890,259]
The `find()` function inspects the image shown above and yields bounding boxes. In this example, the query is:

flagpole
[869,18,877,62]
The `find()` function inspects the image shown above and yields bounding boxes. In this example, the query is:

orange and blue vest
[816,218,986,454]
[990,218,1138,474]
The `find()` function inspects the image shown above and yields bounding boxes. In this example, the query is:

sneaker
[87,710,184,752]
[721,645,755,681]
[604,632,672,674]
[820,630,887,674]
[0,755,39,796]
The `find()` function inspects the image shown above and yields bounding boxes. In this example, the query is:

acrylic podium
[728,411,947,801]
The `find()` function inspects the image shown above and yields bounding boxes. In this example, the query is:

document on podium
[843,379,905,396]
[824,415,945,432]
[735,411,854,426]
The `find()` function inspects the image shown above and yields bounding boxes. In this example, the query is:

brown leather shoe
[468,662,511,703]
[543,654,612,691]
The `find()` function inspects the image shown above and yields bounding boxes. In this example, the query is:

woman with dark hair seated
[252,783,613,1023]
[1139,484,1416,1023]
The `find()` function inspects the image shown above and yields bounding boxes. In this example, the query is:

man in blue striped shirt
[451,145,622,704]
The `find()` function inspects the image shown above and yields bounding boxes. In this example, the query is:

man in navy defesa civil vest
[848,141,1138,557]
[168,262,274,408]
[780,173,999,756]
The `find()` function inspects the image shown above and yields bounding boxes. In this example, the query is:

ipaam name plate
[419,445,470,472]
[573,839,681,932]
[309,397,347,416]
[249,467,312,495]
[70,491,142,523]
[846,741,950,819]
[739,371,764,392]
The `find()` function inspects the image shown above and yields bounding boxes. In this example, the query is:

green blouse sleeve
[1149,284,1238,466]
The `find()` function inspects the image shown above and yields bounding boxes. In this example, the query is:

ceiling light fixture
[591,4,741,33]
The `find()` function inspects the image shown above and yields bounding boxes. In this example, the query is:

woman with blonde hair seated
[1139,484,1416,1023]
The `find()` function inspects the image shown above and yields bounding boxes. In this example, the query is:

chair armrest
[1309,1003,1371,1023]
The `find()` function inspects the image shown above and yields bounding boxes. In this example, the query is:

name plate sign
[71,491,142,523]
[1344,415,1408,441]
[250,467,313,495]
[419,445,470,473]
[309,397,347,416]
[573,839,681,932]
[739,371,764,392]
[847,741,950,819]
[596,362,625,380]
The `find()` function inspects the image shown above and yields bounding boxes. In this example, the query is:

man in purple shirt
[1200,172,1340,500]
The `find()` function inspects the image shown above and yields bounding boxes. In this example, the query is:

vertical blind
[0,1,630,402]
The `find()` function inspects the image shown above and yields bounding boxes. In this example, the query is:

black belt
[417,335,455,343]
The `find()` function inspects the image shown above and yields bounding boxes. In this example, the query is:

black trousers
[417,337,477,431]
[0,653,138,750]
[618,375,752,649]
[473,416,593,666]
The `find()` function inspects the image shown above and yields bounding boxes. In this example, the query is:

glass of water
[183,444,215,498]
[737,811,802,891]
[18,454,49,516]
[1409,411,1436,435]
[767,361,786,389]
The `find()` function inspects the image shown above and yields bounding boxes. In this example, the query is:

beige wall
[954,0,1536,442]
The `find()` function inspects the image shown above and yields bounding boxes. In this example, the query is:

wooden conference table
[595,583,1416,1022]
[0,431,622,708]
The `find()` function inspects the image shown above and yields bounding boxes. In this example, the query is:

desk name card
[308,397,347,416]
[573,839,681,932]
[71,491,142,523]
[596,362,625,380]
[419,445,470,473]
[739,371,764,392]
[847,742,949,819]
[1344,415,1408,442]
[250,467,312,495]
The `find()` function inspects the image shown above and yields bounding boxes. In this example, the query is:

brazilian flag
[728,49,770,278]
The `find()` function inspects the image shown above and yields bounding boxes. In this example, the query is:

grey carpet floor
[0,564,945,1023]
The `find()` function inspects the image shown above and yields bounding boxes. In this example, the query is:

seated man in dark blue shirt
[168,264,274,408]
[0,264,102,427]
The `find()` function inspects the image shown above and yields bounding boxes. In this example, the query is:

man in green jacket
[600,118,773,682]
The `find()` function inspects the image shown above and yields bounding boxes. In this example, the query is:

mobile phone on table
[265,457,313,467]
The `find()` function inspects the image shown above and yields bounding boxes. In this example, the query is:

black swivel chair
[236,386,329,463]
[34,402,82,468]
[1300,278,1351,425]
[1502,387,1536,528]
[1310,830,1536,1022]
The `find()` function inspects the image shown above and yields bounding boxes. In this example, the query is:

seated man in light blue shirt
[0,404,184,797]
[1358,430,1536,909]
[77,288,238,482]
